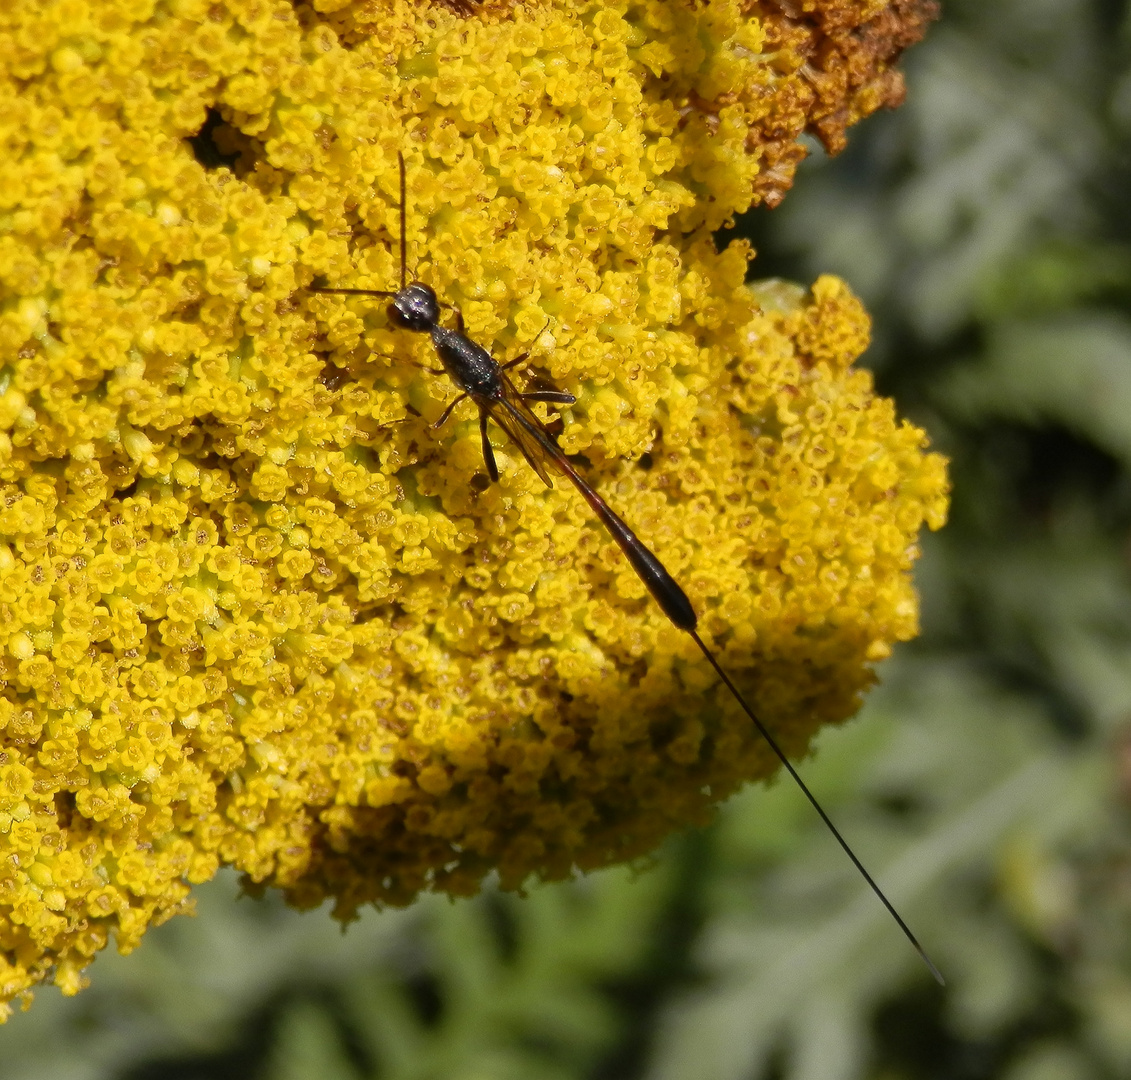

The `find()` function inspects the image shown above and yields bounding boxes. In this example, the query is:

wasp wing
[484,379,568,489]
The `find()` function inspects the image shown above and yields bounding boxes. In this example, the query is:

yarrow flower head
[0,0,944,1014]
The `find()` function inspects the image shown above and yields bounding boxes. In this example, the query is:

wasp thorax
[390,282,440,332]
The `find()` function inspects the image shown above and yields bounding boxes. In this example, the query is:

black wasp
[309,152,943,985]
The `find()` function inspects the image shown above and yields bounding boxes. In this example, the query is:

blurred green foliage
[5,1,1131,1076]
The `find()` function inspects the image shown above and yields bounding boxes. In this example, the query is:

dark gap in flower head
[187,107,242,171]
[541,413,566,440]
[637,451,654,471]
[53,790,77,828]
[318,361,353,393]
[647,710,681,754]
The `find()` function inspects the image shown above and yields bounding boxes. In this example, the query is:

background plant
[4,0,1130,1077]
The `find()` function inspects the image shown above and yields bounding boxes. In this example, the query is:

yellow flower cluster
[0,0,944,1014]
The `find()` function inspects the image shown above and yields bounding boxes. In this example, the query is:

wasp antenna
[310,286,397,298]
[397,151,408,292]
